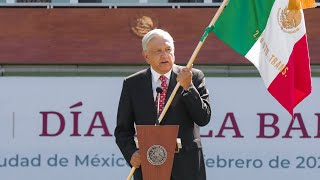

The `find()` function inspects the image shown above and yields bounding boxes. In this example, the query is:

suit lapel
[165,65,179,103]
[160,65,180,124]
[144,68,158,121]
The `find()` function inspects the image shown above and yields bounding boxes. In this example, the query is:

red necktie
[155,75,168,115]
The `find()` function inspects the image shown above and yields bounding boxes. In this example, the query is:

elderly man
[115,29,211,180]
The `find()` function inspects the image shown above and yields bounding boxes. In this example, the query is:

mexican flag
[213,0,312,114]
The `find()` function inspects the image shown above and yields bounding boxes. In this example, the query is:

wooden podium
[136,125,179,180]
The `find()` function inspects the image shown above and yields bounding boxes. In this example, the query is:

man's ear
[142,51,150,64]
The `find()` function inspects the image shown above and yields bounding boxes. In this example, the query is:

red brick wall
[0,8,318,65]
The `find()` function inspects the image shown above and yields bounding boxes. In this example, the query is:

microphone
[156,87,163,94]
[155,87,163,125]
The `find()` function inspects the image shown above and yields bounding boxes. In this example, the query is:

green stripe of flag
[213,0,276,55]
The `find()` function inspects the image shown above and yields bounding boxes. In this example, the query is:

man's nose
[160,51,169,58]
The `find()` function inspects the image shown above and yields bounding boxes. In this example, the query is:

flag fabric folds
[213,0,312,114]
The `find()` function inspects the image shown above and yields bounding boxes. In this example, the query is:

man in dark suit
[115,29,211,180]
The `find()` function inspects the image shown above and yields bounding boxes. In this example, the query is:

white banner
[0,77,319,180]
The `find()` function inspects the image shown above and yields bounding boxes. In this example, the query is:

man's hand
[177,66,193,90]
[130,150,141,168]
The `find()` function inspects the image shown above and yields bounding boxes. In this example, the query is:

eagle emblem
[147,145,167,166]
[277,7,302,33]
[131,16,157,38]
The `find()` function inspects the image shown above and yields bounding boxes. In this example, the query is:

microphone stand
[155,87,163,126]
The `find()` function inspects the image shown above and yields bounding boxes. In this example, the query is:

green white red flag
[213,0,312,115]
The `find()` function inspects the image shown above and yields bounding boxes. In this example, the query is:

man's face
[143,35,175,74]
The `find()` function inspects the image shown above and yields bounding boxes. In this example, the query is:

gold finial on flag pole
[288,0,316,10]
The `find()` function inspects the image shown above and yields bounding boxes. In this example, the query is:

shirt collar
[150,67,172,83]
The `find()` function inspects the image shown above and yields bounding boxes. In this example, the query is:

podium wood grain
[136,125,179,180]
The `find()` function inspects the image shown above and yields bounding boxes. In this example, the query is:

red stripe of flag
[268,34,312,115]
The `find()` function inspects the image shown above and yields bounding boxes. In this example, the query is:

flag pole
[126,167,136,180]
[159,0,229,124]
[126,0,229,179]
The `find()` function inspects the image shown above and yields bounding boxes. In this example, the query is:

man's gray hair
[142,29,174,52]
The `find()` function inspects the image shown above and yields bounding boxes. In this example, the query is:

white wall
[0,77,319,180]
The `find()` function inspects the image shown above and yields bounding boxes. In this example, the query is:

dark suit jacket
[115,65,211,180]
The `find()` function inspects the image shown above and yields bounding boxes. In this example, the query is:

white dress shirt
[150,67,172,101]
